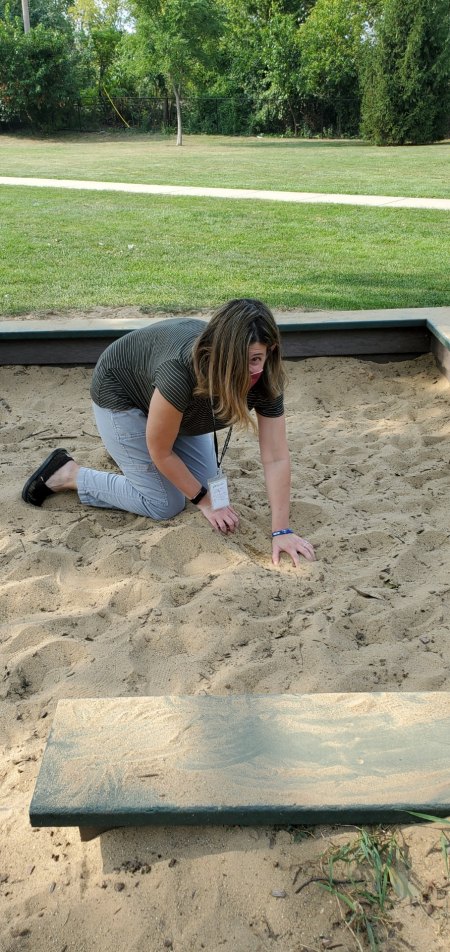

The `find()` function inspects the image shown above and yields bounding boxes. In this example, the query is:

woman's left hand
[272,533,316,567]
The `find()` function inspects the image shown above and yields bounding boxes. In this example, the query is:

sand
[1,347,450,952]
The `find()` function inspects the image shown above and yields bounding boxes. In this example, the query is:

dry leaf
[352,586,384,600]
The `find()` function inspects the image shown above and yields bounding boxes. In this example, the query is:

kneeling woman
[22,299,315,567]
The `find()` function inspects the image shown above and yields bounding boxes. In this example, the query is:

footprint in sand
[140,524,243,579]
[0,575,61,623]
[182,551,236,577]
[405,468,449,489]
[1,637,88,699]
[288,501,325,531]
[414,529,450,551]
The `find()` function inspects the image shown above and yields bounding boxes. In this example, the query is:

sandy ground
[1,342,450,952]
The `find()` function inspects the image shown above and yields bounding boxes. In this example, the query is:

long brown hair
[192,298,285,429]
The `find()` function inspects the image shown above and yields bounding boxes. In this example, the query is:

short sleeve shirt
[90,318,284,435]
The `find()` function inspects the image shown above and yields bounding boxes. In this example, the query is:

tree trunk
[162,94,169,127]
[21,0,30,32]
[174,86,182,146]
[289,104,298,137]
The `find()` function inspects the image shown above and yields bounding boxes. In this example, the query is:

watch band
[190,485,208,505]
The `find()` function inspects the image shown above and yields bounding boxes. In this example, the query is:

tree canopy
[132,0,224,142]
[0,0,448,142]
[360,0,450,144]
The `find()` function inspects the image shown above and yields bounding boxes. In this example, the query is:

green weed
[319,827,420,951]
[408,812,450,879]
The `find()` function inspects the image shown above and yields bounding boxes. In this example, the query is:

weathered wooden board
[2,309,449,374]
[29,693,450,832]
[280,326,430,358]
[0,337,116,365]
[431,334,450,382]
[0,326,431,365]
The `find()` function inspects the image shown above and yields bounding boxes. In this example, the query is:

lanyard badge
[208,472,230,510]
[209,399,232,511]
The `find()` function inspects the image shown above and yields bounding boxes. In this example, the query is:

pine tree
[361,0,450,145]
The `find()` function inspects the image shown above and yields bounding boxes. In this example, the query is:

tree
[298,0,366,134]
[360,0,450,144]
[254,8,304,134]
[0,0,76,31]
[132,0,224,144]
[0,19,91,128]
[68,0,127,93]
[68,0,127,28]
[221,1,316,134]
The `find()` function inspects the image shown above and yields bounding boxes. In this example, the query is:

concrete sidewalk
[1,175,449,210]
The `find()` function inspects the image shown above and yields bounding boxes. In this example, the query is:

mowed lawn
[1,132,450,198]
[1,185,448,314]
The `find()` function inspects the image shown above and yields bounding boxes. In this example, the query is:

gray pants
[77,403,217,519]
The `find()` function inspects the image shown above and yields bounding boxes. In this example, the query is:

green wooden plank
[2,308,450,367]
[427,313,450,352]
[2,308,449,350]
[0,312,430,339]
[29,693,450,830]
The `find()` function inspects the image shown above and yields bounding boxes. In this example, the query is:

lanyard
[210,399,233,472]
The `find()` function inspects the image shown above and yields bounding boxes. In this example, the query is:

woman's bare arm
[146,388,204,499]
[147,388,239,532]
[258,412,315,565]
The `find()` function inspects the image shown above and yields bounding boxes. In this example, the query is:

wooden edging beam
[1,307,449,376]
[29,693,450,835]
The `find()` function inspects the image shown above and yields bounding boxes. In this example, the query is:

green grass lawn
[1,186,448,314]
[1,132,449,198]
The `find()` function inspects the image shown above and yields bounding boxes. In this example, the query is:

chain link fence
[72,92,363,138]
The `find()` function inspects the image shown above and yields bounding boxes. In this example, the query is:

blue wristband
[272,528,294,538]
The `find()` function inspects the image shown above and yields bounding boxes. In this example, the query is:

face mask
[249,370,263,387]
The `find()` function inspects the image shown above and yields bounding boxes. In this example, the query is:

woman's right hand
[198,498,240,534]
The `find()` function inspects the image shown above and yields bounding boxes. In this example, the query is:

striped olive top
[91,318,284,436]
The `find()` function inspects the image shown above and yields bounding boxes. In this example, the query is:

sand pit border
[1,306,449,378]
[30,693,450,838]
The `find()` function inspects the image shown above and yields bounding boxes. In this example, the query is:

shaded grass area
[1,132,450,198]
[1,187,448,315]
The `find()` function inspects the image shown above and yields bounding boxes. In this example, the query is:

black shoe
[22,448,73,507]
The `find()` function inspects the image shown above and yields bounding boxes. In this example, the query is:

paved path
[1,176,449,210]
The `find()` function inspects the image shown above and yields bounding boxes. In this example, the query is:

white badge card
[208,474,230,510]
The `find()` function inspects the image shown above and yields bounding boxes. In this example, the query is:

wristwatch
[190,485,208,505]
